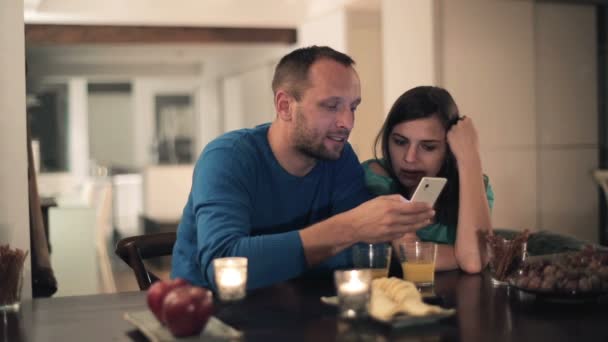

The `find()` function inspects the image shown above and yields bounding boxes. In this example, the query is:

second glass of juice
[397,241,437,288]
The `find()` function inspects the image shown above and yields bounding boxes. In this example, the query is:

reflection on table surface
[2,270,608,341]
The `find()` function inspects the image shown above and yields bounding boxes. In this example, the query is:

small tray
[124,310,242,341]
[371,310,455,328]
[320,295,455,328]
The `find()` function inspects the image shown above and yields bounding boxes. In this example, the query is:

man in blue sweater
[171,46,435,290]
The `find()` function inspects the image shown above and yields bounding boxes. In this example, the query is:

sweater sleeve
[315,145,373,270]
[192,143,307,291]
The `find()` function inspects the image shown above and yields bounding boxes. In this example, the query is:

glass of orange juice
[352,243,392,280]
[397,241,437,288]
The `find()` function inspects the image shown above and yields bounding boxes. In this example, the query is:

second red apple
[146,278,189,323]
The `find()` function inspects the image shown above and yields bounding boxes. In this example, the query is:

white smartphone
[410,177,447,206]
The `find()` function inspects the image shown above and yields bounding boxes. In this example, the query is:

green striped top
[361,159,495,245]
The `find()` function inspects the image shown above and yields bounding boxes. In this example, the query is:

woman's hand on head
[446,116,480,165]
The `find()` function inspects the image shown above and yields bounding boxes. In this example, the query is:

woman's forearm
[435,244,459,271]
[454,156,492,273]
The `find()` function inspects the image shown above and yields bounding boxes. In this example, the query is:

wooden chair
[27,115,57,297]
[114,232,176,290]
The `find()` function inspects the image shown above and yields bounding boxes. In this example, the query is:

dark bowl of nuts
[507,246,608,302]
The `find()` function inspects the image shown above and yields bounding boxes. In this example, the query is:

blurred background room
[2,0,607,298]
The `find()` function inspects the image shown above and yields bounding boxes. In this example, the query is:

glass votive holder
[334,269,372,319]
[0,246,28,312]
[213,257,248,301]
[486,235,528,287]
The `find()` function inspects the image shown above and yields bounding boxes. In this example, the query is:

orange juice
[368,267,389,280]
[401,261,435,286]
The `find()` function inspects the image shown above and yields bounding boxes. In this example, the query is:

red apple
[162,286,214,338]
[146,278,189,323]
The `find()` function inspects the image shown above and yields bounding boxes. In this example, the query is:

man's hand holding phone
[390,177,447,244]
[348,194,435,244]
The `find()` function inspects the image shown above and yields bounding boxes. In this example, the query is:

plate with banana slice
[368,277,455,327]
[321,277,455,327]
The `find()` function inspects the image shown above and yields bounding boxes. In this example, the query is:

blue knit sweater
[171,123,372,290]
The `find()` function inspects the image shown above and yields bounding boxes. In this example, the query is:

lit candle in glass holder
[213,257,248,301]
[334,269,372,319]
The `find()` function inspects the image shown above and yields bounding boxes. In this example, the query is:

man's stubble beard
[293,108,343,161]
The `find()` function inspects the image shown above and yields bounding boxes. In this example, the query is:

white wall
[25,0,309,27]
[221,64,275,132]
[222,76,244,132]
[437,0,598,241]
[298,10,347,51]
[240,65,276,128]
[197,81,223,156]
[535,3,598,242]
[88,92,135,169]
[0,0,31,299]
[346,10,384,160]
[441,0,538,232]
[382,0,438,112]
[68,78,89,181]
[132,79,153,168]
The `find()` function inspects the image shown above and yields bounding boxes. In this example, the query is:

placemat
[124,310,242,341]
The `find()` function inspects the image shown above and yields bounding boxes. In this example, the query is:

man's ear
[275,90,294,121]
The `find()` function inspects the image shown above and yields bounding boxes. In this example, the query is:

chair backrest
[114,232,177,290]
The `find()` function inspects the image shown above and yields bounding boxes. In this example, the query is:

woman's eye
[421,144,437,151]
[393,138,406,146]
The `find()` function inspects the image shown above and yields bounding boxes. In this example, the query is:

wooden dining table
[2,271,608,342]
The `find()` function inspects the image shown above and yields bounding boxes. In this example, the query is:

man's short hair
[271,46,355,100]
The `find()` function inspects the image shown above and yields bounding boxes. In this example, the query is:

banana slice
[370,277,455,320]
[369,285,398,321]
